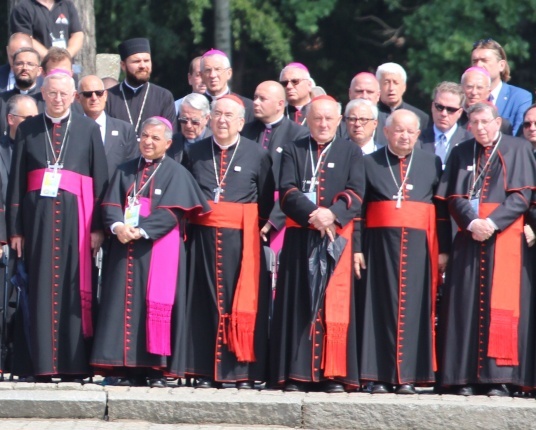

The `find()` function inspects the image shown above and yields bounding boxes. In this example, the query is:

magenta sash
[27,169,94,338]
[138,197,180,356]
[269,191,285,255]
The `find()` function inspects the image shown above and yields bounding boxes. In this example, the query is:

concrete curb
[0,382,536,429]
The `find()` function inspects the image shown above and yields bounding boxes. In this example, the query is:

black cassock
[106,82,178,134]
[359,148,450,386]
[436,135,536,388]
[91,156,209,374]
[7,112,108,377]
[270,136,364,388]
[183,136,274,382]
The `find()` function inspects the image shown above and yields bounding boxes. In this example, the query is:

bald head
[252,80,286,124]
[349,72,380,104]
[76,75,107,119]
[6,33,33,68]
[307,96,342,144]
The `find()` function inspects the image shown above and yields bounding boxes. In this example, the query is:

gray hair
[43,72,75,92]
[344,98,378,120]
[6,94,37,115]
[467,102,499,119]
[432,81,465,107]
[376,62,407,83]
[141,117,173,140]
[278,65,311,81]
[211,98,246,119]
[181,93,210,116]
[200,53,231,70]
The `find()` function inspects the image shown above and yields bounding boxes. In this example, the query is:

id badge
[40,171,62,197]
[470,198,479,215]
[124,204,141,227]
[51,32,67,49]
[304,192,317,204]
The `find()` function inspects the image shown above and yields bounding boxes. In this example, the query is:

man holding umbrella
[270,95,365,393]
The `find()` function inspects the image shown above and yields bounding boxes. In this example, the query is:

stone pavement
[0,379,536,429]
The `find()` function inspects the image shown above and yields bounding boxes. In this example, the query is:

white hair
[376,62,407,83]
[200,53,231,70]
[181,93,210,116]
[344,98,378,120]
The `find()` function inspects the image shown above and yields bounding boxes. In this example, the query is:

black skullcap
[118,38,151,61]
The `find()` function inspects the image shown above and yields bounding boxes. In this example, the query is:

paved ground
[0,421,293,430]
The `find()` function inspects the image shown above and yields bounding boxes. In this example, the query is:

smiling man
[106,38,177,136]
[183,94,274,389]
[419,82,471,168]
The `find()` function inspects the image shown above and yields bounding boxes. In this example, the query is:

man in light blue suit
[471,38,532,135]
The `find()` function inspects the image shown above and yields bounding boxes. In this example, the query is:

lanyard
[468,134,502,199]
[129,156,164,206]
[120,82,151,135]
[305,139,333,192]
[43,113,71,172]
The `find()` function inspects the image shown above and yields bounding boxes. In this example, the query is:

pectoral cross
[213,187,223,204]
[393,190,403,209]
[48,162,63,175]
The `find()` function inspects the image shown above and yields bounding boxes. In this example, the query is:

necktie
[436,134,447,164]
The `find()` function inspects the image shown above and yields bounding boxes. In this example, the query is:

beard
[125,69,151,88]
[15,75,35,90]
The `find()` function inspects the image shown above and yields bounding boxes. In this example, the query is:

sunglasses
[280,78,305,87]
[433,102,461,114]
[473,38,498,48]
[523,121,536,129]
[80,90,105,98]
[178,117,202,126]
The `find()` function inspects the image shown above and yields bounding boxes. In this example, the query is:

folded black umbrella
[11,260,31,355]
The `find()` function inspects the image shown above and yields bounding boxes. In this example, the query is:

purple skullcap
[202,48,228,58]
[47,68,73,77]
[463,66,490,77]
[152,116,173,131]
[285,62,309,73]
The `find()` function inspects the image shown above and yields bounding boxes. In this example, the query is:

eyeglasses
[345,116,374,126]
[80,90,105,98]
[212,111,239,121]
[469,119,495,127]
[13,61,39,69]
[202,67,229,75]
[9,113,32,120]
[523,121,536,129]
[280,78,305,87]
[45,91,71,100]
[178,117,202,126]
[433,102,461,114]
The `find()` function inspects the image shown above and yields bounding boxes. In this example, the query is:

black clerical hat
[118,38,151,60]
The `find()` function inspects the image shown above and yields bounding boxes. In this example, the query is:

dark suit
[102,114,139,178]
[168,127,212,165]
[0,135,13,203]
[495,82,532,135]
[0,64,11,92]
[419,125,472,164]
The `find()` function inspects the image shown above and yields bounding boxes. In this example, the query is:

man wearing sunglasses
[279,62,313,127]
[168,93,211,165]
[76,75,138,179]
[419,82,471,168]
[471,39,532,136]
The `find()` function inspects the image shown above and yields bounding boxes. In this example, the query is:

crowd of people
[1,0,536,398]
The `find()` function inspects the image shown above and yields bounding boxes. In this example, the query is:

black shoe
[371,383,390,394]
[396,384,416,395]
[60,377,84,384]
[323,381,345,393]
[486,384,510,397]
[284,380,307,392]
[196,377,215,388]
[457,385,475,396]
[149,378,167,388]
[34,376,53,383]
[236,380,254,390]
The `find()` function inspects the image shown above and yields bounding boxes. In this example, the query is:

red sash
[479,203,522,366]
[191,201,260,362]
[366,200,439,371]
[285,218,353,378]
[27,169,94,338]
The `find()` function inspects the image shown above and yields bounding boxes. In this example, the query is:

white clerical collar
[45,109,71,124]
[387,144,410,159]
[213,134,239,149]
[490,80,502,105]
[123,80,146,92]
[206,87,230,100]
[94,111,106,128]
[433,123,457,142]
[265,115,284,129]
[360,138,376,155]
